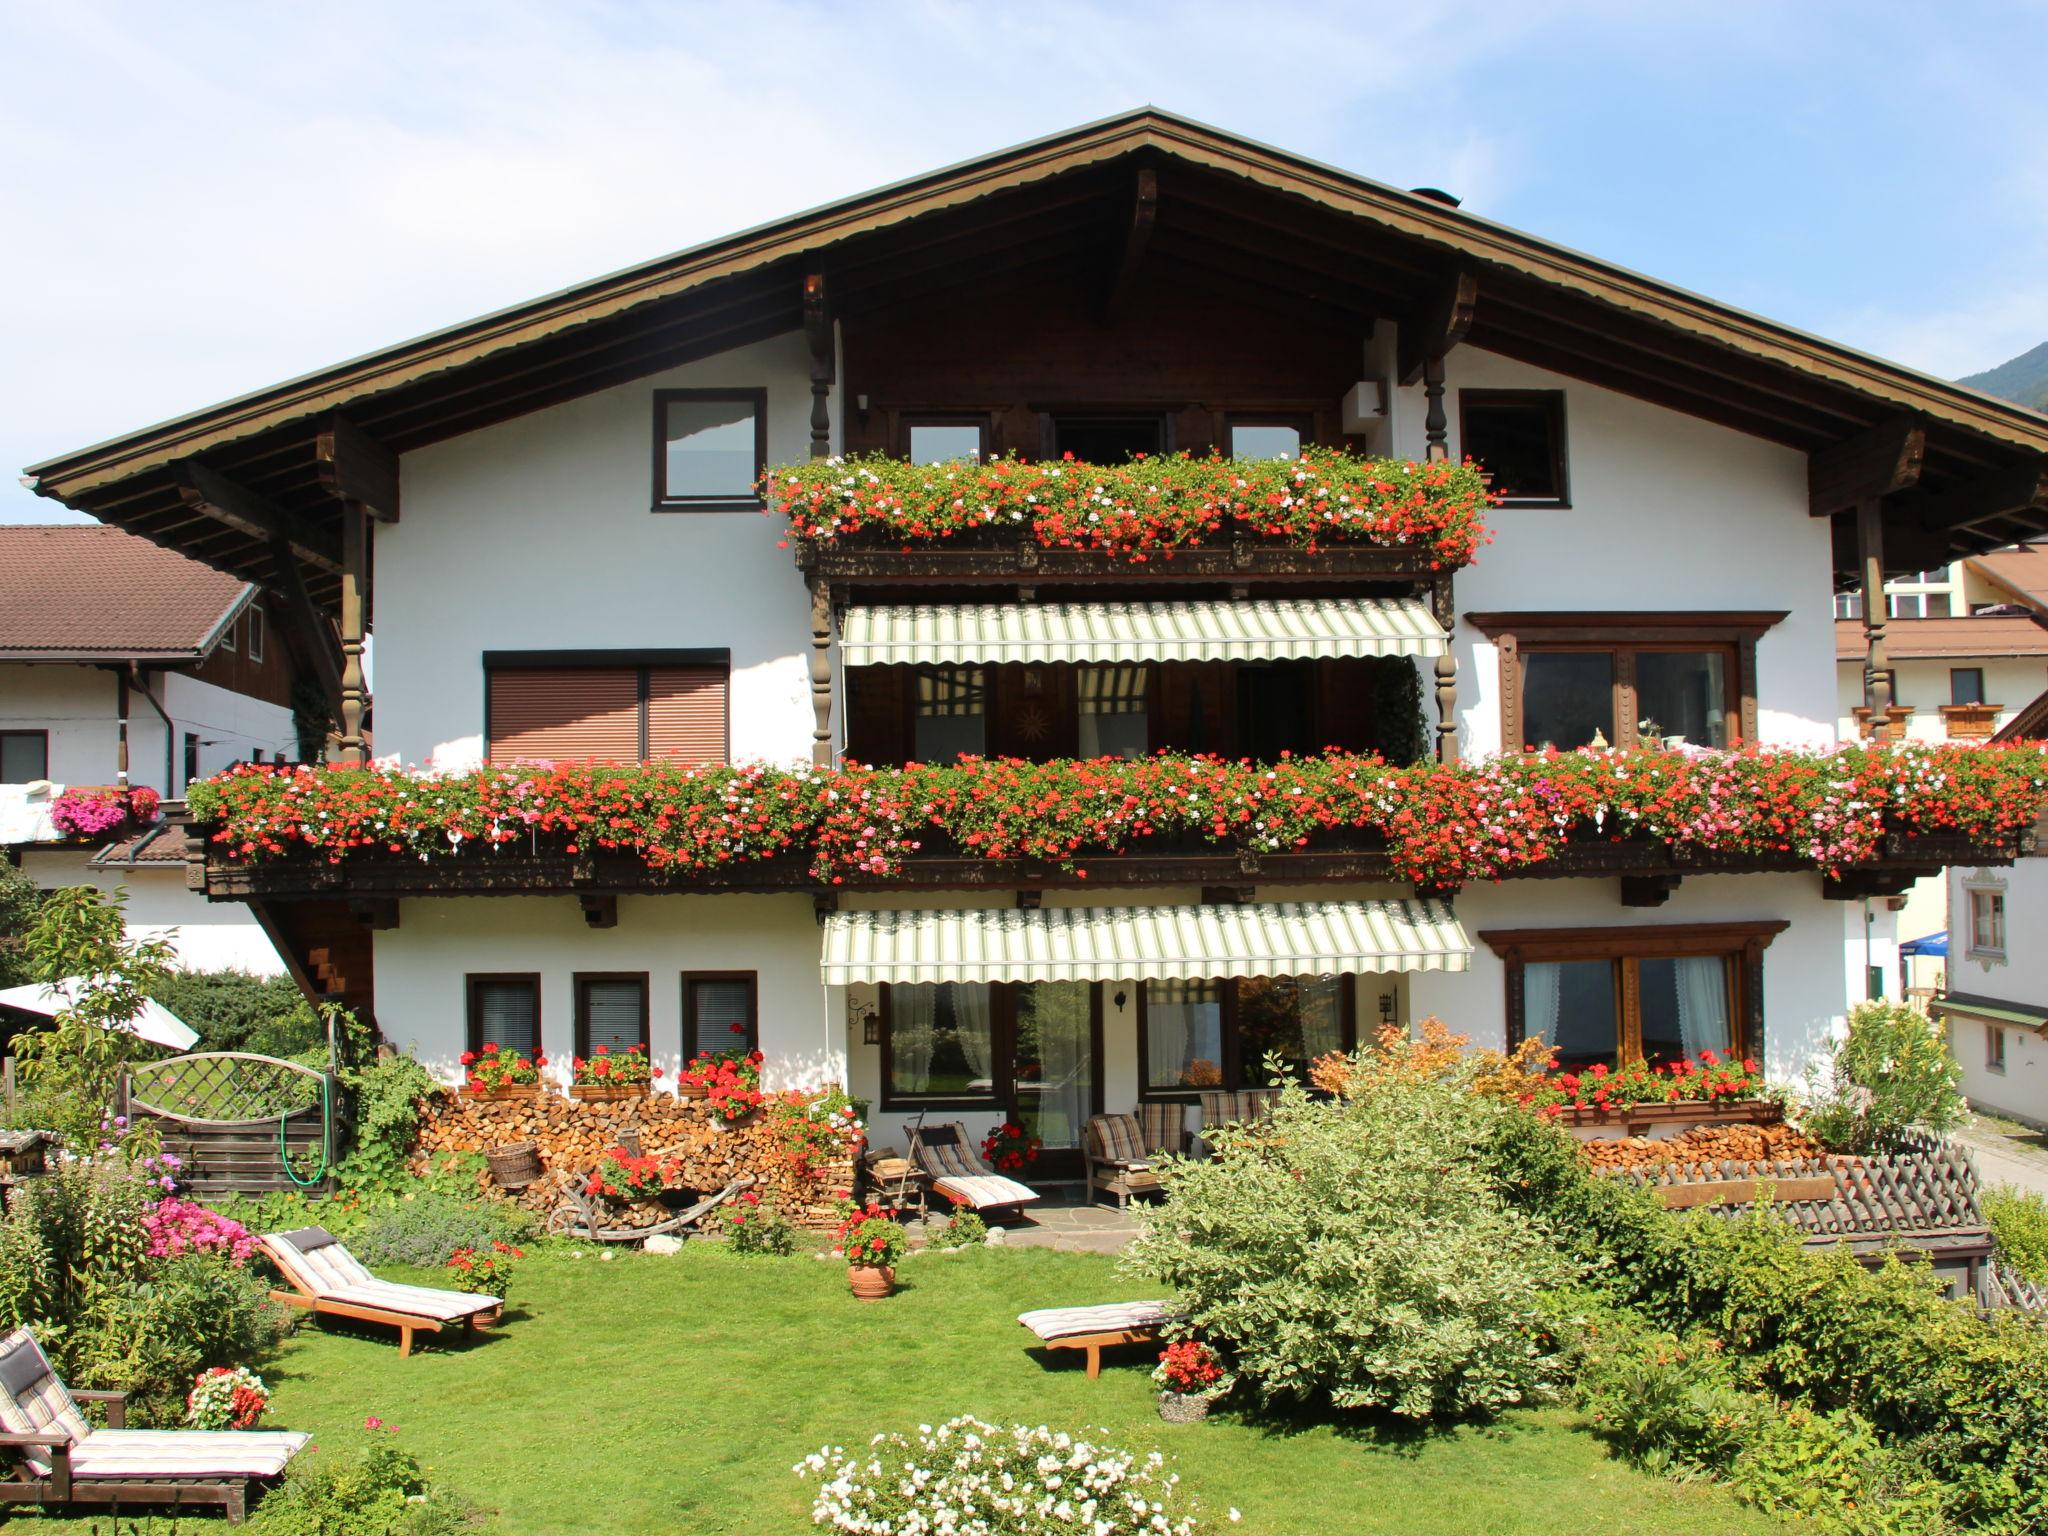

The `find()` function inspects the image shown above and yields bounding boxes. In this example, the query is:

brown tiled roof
[1994,684,2048,743]
[1971,542,2048,610]
[88,821,187,867]
[0,526,252,660]
[1833,614,2048,660]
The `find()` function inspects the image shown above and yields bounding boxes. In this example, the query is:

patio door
[1009,981,1099,1169]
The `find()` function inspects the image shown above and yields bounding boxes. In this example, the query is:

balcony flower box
[1939,703,2002,741]
[569,1083,648,1104]
[568,1043,655,1100]
[1556,1098,1784,1133]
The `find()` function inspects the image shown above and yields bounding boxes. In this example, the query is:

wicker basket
[485,1141,543,1190]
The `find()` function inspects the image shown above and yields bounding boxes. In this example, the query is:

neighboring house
[22,111,2048,1167]
[0,525,295,974]
[1936,692,2048,1129]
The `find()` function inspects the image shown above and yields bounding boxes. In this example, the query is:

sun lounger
[910,1122,1041,1218]
[260,1226,501,1359]
[1016,1301,1172,1379]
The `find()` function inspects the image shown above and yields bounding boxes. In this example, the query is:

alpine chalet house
[24,112,2048,1170]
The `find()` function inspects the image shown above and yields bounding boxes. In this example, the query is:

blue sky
[4,0,2046,524]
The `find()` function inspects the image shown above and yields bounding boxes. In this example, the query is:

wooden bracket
[1821,869,1922,902]
[1397,268,1479,386]
[1201,884,1256,905]
[813,891,839,925]
[1911,457,2048,535]
[1808,415,1926,517]
[1620,874,1681,908]
[315,414,400,523]
[578,894,618,930]
[347,898,400,931]
[1101,166,1158,324]
[175,461,343,575]
[1016,889,1043,909]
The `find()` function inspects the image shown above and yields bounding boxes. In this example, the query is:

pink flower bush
[144,1198,258,1266]
[48,786,159,837]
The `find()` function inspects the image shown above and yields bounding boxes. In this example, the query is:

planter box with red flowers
[1526,1052,1785,1133]
[570,1044,656,1100]
[461,1043,544,1099]
[677,1048,766,1124]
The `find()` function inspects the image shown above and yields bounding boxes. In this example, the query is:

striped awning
[819,899,1470,986]
[838,597,1446,667]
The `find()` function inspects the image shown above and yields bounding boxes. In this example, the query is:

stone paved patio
[912,1186,1147,1254]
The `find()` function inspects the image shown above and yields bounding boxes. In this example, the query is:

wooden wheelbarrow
[545,1176,754,1244]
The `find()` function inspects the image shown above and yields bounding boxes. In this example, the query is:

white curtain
[1523,962,1566,1047]
[1019,983,1091,1149]
[1672,957,1730,1059]
[891,986,936,1093]
[948,984,994,1091]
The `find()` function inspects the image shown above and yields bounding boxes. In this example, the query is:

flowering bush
[714,1190,799,1255]
[184,1365,269,1430]
[678,1048,764,1123]
[461,1041,542,1092]
[771,1085,867,1176]
[571,1042,654,1088]
[796,1417,1213,1535]
[49,789,135,838]
[587,1150,681,1203]
[763,447,1493,569]
[1154,1340,1232,1400]
[833,1201,906,1268]
[1523,1051,1769,1115]
[1797,999,1966,1153]
[185,742,2048,888]
[981,1120,1041,1173]
[445,1239,519,1299]
[143,1198,257,1266]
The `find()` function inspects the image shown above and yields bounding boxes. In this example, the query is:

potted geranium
[185,1366,270,1430]
[463,1042,543,1100]
[587,1147,682,1205]
[445,1240,521,1309]
[834,1200,906,1300]
[1152,1340,1232,1423]
[570,1043,656,1101]
[1526,1050,1779,1130]
[678,1048,766,1125]
[981,1120,1041,1173]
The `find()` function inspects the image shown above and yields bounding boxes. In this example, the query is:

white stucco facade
[1946,852,2048,1126]
[15,848,286,976]
[1833,655,2047,746]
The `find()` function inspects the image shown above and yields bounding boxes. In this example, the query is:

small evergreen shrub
[249,1425,474,1536]
[1985,1184,2048,1284]
[148,970,325,1058]
[1798,999,1965,1153]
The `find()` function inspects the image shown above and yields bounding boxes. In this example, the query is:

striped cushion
[71,1429,308,1479]
[0,1329,87,1476]
[1198,1089,1280,1128]
[933,1174,1040,1210]
[262,1231,376,1296]
[1017,1301,1170,1341]
[1140,1102,1188,1156]
[912,1124,986,1180]
[1088,1114,1145,1164]
[327,1281,500,1321]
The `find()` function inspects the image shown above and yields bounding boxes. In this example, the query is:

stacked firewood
[1579,1121,1826,1173]
[410,1091,856,1229]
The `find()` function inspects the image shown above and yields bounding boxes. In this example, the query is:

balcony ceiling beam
[1100,165,1158,325]
[1808,415,1927,517]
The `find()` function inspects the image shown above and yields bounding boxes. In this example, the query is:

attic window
[654,389,767,510]
[1459,390,1568,505]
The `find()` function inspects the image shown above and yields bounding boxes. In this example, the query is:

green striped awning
[819,899,1470,986]
[1930,992,2048,1032]
[838,597,1446,668]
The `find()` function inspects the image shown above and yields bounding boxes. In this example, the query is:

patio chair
[1016,1301,1171,1379]
[1194,1088,1281,1158]
[0,1328,306,1524]
[260,1226,502,1359]
[1083,1103,1190,1210]
[909,1122,1041,1219]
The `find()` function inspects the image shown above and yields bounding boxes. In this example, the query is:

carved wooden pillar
[1431,572,1458,764]
[804,273,833,460]
[1422,354,1450,462]
[338,499,370,765]
[1855,495,1892,724]
[807,577,834,768]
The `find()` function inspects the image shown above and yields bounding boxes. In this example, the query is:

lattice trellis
[128,1051,325,1127]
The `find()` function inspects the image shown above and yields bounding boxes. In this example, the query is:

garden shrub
[721,1194,799,1256]
[249,1425,475,1536]
[1126,1069,1571,1419]
[1984,1185,2048,1284]
[354,1191,523,1268]
[942,1208,988,1246]
[1798,999,1966,1153]
[335,1049,443,1195]
[148,969,325,1058]
[0,856,42,988]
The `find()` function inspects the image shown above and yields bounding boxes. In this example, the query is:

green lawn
[4,1246,1781,1535]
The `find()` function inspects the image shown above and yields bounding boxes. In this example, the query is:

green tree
[0,857,44,988]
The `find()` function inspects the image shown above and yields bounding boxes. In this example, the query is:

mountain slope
[1960,339,2048,411]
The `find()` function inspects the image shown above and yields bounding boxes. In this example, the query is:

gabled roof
[1995,685,2048,743]
[1969,541,2048,612]
[0,525,252,661]
[22,108,2048,609]
[1833,613,2048,661]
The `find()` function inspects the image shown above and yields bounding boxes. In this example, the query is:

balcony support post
[337,499,370,766]
[1855,495,1892,728]
[807,576,834,768]
[804,273,833,460]
[1431,571,1458,764]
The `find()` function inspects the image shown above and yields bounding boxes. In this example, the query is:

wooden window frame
[1223,412,1316,458]
[1949,667,1986,707]
[1041,409,1173,463]
[573,972,651,1060]
[1135,978,1358,1102]
[482,649,730,765]
[876,981,1104,1117]
[651,387,769,512]
[1467,612,1786,751]
[1987,1022,2008,1074]
[682,971,758,1059]
[245,605,265,664]
[0,729,49,783]
[899,413,992,464]
[1968,888,2006,959]
[465,972,541,1058]
[1458,388,1570,507]
[1480,920,1788,1066]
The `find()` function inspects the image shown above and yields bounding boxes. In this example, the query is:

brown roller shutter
[488,668,640,763]
[645,666,727,765]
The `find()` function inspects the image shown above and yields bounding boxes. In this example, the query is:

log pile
[411,1091,856,1230]
[1578,1121,1826,1174]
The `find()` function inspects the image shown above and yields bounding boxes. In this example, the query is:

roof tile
[0,526,251,658]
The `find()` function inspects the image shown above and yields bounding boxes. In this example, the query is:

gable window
[485,651,729,765]
[1482,921,1787,1071]
[1224,416,1310,460]
[1969,889,2006,958]
[653,388,767,510]
[245,606,265,663]
[466,974,540,1060]
[904,416,989,465]
[683,972,757,1059]
[1950,668,1986,706]
[1469,613,1783,753]
[0,730,48,784]
[1139,976,1353,1098]
[1834,591,1864,620]
[913,666,987,762]
[1049,413,1165,465]
[1077,665,1150,758]
[1459,390,1568,505]
[574,973,649,1060]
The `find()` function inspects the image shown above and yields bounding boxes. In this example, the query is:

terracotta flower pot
[569,1083,647,1103]
[847,1264,896,1301]
[1157,1391,1211,1424]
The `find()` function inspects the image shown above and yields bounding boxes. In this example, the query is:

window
[245,606,265,663]
[683,972,757,1059]
[1951,668,1986,706]
[466,974,540,1059]
[1482,921,1786,1071]
[1469,613,1782,753]
[1139,976,1353,1097]
[1236,663,1315,759]
[1078,666,1149,758]
[883,982,998,1105]
[1888,590,1953,619]
[1224,416,1310,460]
[574,973,649,1060]
[0,731,48,783]
[903,416,988,465]
[1988,1025,2008,1074]
[485,651,729,765]
[1969,889,2007,958]
[183,732,201,791]
[653,388,767,509]
[913,666,987,762]
[1459,390,1568,505]
[878,982,1101,1146]
[1049,413,1165,465]
[1834,591,1864,620]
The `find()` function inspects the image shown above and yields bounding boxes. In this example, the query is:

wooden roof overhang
[25,109,2048,609]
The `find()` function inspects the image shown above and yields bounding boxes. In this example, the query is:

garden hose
[279,1073,333,1188]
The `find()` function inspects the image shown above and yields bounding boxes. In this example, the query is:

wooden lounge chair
[0,1328,306,1523]
[260,1226,501,1359]
[1083,1104,1190,1210]
[1016,1301,1171,1379]
[910,1122,1041,1219]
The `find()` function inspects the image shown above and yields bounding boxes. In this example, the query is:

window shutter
[472,980,538,1058]
[488,668,640,763]
[687,976,755,1056]
[580,979,647,1055]
[645,666,727,764]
